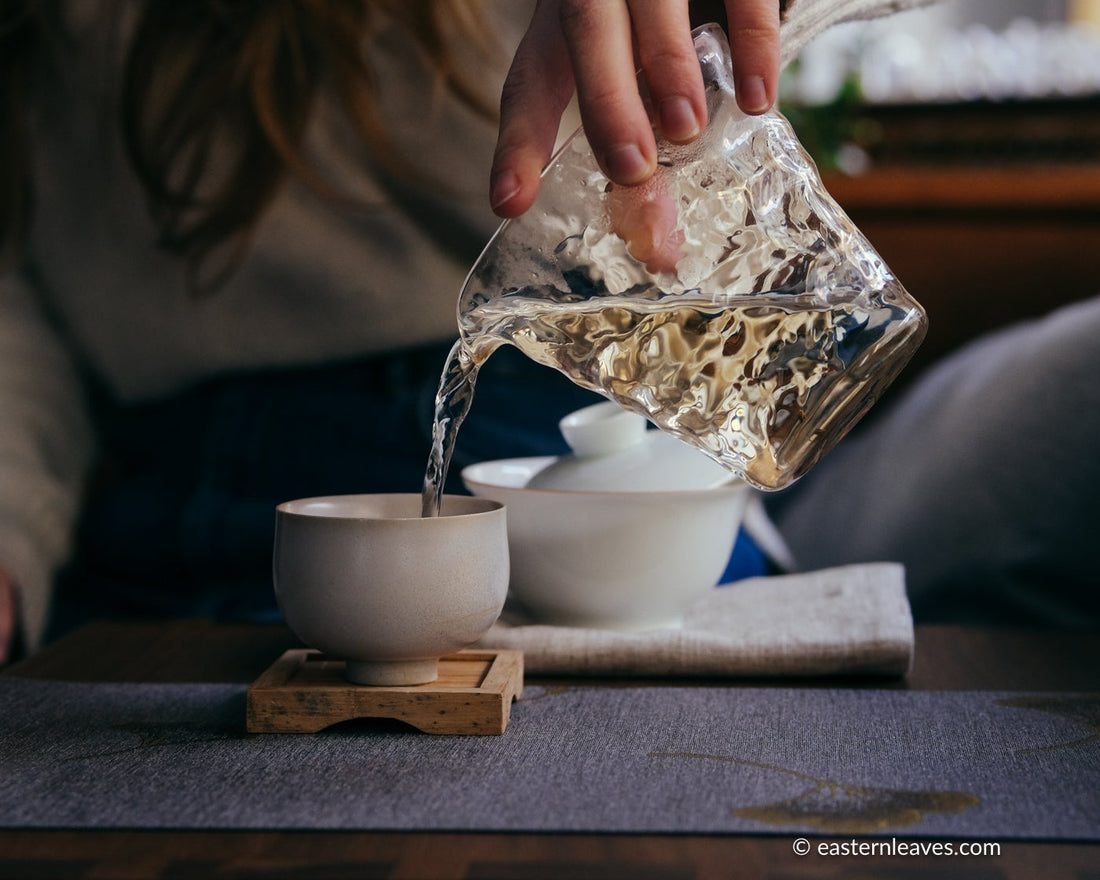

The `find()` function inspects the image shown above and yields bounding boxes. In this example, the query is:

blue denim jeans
[48,343,767,641]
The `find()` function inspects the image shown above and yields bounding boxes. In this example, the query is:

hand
[0,564,18,665]
[490,0,780,217]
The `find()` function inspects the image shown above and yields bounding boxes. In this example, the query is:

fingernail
[738,75,769,114]
[743,75,770,114]
[659,97,701,142]
[490,169,521,211]
[604,143,652,184]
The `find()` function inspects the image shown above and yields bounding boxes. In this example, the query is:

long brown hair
[1,1,497,288]
[0,0,43,268]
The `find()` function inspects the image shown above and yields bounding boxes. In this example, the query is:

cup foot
[344,658,439,687]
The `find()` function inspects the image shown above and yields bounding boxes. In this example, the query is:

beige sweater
[0,0,932,648]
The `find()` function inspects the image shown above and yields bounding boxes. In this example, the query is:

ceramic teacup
[273,494,508,686]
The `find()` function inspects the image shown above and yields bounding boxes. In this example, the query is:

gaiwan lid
[526,402,736,492]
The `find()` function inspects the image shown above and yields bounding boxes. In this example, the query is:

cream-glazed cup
[273,494,508,686]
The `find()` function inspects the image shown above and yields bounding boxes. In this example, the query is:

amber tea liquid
[421,287,922,517]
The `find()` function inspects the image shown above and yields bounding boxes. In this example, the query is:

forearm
[779,0,940,67]
[0,269,95,650]
[0,564,16,664]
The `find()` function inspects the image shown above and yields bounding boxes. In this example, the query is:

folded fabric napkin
[477,562,913,678]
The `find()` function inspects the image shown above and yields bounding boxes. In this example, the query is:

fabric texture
[780,0,935,67]
[1,676,1097,839]
[479,562,914,677]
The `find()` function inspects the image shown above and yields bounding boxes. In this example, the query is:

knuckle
[729,22,780,45]
[499,66,531,113]
[641,43,691,70]
[557,0,603,32]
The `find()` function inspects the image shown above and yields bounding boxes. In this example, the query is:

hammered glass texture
[459,25,926,490]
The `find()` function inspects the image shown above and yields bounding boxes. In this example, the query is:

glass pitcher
[456,23,927,492]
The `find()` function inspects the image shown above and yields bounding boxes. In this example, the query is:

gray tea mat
[1,677,1097,839]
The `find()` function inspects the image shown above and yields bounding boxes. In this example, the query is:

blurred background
[779,0,1100,386]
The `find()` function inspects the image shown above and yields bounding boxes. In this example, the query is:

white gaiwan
[462,402,750,631]
[525,401,736,492]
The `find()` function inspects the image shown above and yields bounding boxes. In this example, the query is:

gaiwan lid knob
[526,401,735,492]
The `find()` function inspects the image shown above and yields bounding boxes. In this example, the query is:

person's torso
[26,0,526,403]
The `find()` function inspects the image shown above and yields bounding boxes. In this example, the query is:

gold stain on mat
[995,695,1100,754]
[648,752,979,834]
[68,722,244,761]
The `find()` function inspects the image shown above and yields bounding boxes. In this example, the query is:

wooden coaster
[246,648,523,735]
